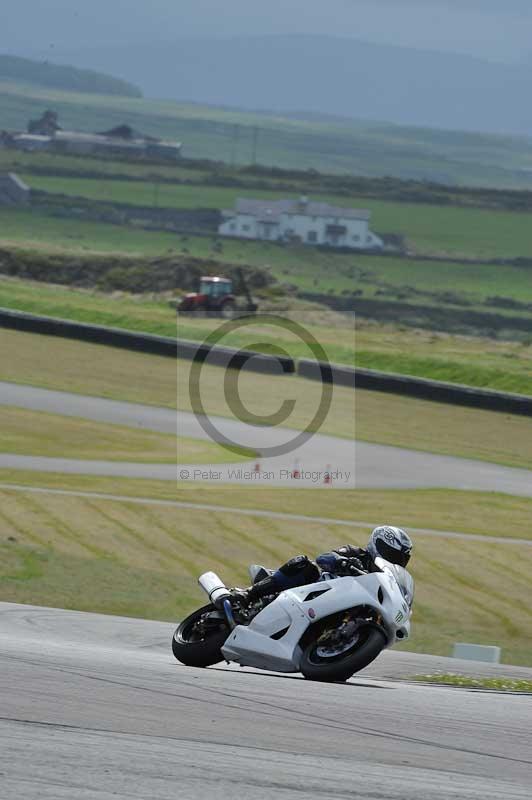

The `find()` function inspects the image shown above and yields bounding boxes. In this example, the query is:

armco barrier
[178,339,294,375]
[2,307,530,415]
[298,359,532,417]
[0,308,295,376]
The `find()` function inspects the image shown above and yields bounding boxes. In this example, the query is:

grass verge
[0,483,530,665]
[2,329,532,469]
[0,406,249,464]
[0,473,530,540]
[21,175,532,259]
[410,675,532,691]
[1,274,531,394]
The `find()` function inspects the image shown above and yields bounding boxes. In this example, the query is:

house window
[307,231,318,243]
[242,224,250,231]
[352,235,360,241]
[230,223,236,231]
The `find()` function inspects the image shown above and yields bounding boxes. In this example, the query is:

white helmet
[367,526,412,568]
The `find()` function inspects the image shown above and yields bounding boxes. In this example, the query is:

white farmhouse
[219,196,383,250]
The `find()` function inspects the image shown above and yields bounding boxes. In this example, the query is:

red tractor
[178,271,257,319]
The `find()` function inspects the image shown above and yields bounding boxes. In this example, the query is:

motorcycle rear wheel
[300,625,386,683]
[172,604,229,668]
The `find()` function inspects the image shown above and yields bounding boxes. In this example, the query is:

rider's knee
[276,555,320,587]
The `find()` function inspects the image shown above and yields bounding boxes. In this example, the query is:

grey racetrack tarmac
[1,603,531,800]
[1,381,532,495]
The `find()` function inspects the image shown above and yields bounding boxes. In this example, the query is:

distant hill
[47,34,532,136]
[0,54,142,98]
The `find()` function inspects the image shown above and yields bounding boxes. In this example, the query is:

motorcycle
[172,557,414,682]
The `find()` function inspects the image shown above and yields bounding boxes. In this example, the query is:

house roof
[14,134,51,143]
[231,197,371,222]
[53,131,181,151]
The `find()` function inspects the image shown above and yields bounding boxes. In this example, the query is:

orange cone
[292,459,301,479]
[323,465,332,485]
[254,460,261,474]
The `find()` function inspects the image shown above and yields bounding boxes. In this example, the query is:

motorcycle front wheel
[300,625,386,683]
[172,604,230,668]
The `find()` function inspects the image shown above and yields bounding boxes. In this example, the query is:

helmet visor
[376,539,411,567]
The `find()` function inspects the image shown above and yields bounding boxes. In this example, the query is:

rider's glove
[316,552,343,572]
[317,552,366,576]
[346,557,365,573]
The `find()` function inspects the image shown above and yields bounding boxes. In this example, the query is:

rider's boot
[233,575,280,606]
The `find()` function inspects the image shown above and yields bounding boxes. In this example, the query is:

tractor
[177,269,258,319]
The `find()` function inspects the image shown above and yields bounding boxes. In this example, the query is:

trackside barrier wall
[297,359,532,417]
[2,308,531,415]
[0,308,294,376]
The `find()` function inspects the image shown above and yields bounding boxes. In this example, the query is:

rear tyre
[300,625,386,683]
[220,300,236,319]
[172,604,229,668]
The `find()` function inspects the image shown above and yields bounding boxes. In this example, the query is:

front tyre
[172,604,229,668]
[300,625,386,683]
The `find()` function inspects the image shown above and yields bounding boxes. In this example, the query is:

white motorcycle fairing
[220,559,412,673]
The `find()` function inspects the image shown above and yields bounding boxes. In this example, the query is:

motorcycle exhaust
[198,571,232,608]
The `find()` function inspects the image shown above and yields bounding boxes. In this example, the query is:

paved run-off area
[1,603,531,800]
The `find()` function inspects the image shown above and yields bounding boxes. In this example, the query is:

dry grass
[178,349,532,468]
[353,391,532,468]
[0,470,530,541]
[0,486,530,665]
[2,329,531,468]
[0,329,176,408]
[0,406,246,464]
[410,675,532,691]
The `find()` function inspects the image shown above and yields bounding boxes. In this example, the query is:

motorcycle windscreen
[375,557,415,608]
[390,564,415,608]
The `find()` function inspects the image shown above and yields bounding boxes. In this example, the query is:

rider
[238,526,413,604]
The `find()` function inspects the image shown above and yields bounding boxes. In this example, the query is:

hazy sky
[2,0,531,63]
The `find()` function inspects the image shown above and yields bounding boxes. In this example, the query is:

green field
[0,207,180,255]
[0,406,249,464]
[1,277,531,396]
[2,194,532,346]
[0,479,531,665]
[0,147,203,182]
[3,206,532,307]
[3,79,532,188]
[1,324,531,665]
[1,203,527,293]
[2,472,531,541]
[1,77,530,672]
[2,327,532,468]
[3,142,532,349]
[22,173,532,259]
[2,203,532,337]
